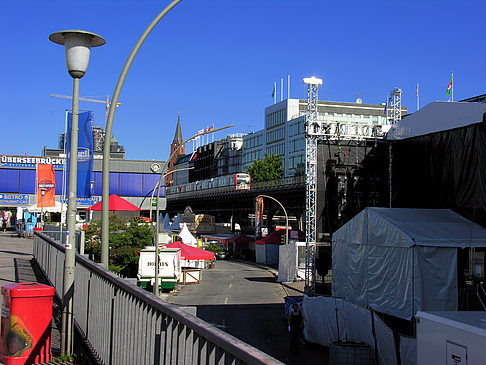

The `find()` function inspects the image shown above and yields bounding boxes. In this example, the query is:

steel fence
[33,232,283,365]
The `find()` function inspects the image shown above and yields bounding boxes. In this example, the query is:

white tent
[179,223,198,247]
[386,101,486,140]
[332,207,486,320]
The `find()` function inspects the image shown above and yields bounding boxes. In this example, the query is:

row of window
[266,127,285,144]
[287,154,305,170]
[244,134,264,149]
[287,139,305,153]
[265,108,286,129]
[243,150,264,164]
[266,143,285,156]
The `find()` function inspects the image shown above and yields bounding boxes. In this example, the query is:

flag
[66,111,94,198]
[208,125,214,132]
[271,84,276,99]
[37,164,56,208]
[446,74,453,96]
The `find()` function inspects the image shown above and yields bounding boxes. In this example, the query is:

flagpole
[280,78,283,102]
[288,74,290,99]
[274,82,276,104]
[416,82,419,111]
[451,72,454,102]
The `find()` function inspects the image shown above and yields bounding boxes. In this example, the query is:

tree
[246,153,284,182]
[85,216,153,276]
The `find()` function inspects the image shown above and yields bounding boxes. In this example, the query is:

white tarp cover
[399,335,417,365]
[302,296,374,349]
[179,223,197,247]
[386,101,486,140]
[277,242,296,282]
[303,295,346,346]
[374,312,398,365]
[332,207,486,320]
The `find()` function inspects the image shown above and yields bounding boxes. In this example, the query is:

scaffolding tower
[304,77,322,296]
[387,87,402,125]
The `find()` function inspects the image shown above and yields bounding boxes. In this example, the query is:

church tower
[166,113,185,187]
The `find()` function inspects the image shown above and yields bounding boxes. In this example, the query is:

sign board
[0,194,29,205]
[62,196,100,207]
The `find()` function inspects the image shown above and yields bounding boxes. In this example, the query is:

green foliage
[85,216,154,276]
[246,153,284,182]
[204,243,224,255]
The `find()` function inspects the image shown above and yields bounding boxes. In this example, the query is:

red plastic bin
[0,283,55,364]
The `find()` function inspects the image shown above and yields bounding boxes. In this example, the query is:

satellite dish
[356,98,363,104]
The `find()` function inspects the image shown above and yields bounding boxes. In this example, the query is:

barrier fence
[33,232,283,365]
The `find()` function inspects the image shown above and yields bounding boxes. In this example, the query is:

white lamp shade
[49,30,105,79]
[64,33,92,78]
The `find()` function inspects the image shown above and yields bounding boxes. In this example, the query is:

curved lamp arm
[101,0,183,266]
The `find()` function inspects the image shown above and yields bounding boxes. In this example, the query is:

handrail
[33,232,283,365]
[477,282,486,311]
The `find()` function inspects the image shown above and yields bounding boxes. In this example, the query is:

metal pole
[61,76,80,356]
[101,0,184,266]
[257,194,289,245]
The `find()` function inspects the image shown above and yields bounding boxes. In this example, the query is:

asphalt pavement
[165,259,329,365]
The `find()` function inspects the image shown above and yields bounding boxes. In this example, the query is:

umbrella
[89,194,141,211]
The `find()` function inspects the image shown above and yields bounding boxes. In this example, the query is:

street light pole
[40,188,46,226]
[101,0,184,267]
[257,194,289,245]
[49,29,105,356]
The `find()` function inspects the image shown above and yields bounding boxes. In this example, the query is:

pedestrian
[288,303,304,355]
[2,217,6,232]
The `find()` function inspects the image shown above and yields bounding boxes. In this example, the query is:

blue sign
[0,194,29,205]
[66,111,94,198]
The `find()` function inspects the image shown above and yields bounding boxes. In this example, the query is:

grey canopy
[332,207,486,319]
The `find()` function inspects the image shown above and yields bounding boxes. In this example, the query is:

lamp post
[49,29,105,356]
[257,194,289,245]
[40,188,46,226]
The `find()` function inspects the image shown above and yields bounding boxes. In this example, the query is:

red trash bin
[0,283,55,364]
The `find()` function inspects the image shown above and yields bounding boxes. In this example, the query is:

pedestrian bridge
[33,231,284,365]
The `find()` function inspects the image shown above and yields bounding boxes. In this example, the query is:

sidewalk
[0,229,62,360]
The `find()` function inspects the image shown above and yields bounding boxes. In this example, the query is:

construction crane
[49,94,121,122]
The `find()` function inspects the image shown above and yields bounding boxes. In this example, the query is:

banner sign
[36,164,56,208]
[0,194,29,205]
[1,155,64,169]
[66,111,94,198]
[61,196,100,207]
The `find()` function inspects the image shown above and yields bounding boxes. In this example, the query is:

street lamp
[40,188,46,226]
[257,194,289,245]
[49,29,105,356]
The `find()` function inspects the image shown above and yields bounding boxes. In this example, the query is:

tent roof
[386,101,486,141]
[333,207,486,248]
[179,223,197,246]
[163,241,214,261]
[89,194,141,211]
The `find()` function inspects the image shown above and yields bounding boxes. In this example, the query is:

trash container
[0,283,55,364]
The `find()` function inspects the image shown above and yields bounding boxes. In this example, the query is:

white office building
[243,98,406,177]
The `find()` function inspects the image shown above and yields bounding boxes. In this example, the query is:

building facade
[243,98,407,177]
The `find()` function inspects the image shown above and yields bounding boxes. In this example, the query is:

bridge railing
[33,232,283,365]
[167,175,305,199]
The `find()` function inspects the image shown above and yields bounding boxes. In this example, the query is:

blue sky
[1,0,485,161]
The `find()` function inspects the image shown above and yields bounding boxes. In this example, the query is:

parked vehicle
[137,246,181,291]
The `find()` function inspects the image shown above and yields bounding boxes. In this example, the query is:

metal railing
[167,175,305,200]
[477,282,486,311]
[33,232,283,365]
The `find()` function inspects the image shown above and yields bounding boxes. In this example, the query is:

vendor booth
[162,241,214,269]
[256,228,304,265]
[89,194,141,220]
[332,207,486,320]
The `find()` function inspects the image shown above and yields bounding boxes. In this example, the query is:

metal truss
[387,87,402,125]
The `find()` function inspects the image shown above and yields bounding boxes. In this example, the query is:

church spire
[173,112,183,145]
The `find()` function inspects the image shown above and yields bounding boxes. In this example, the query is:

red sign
[36,164,55,208]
